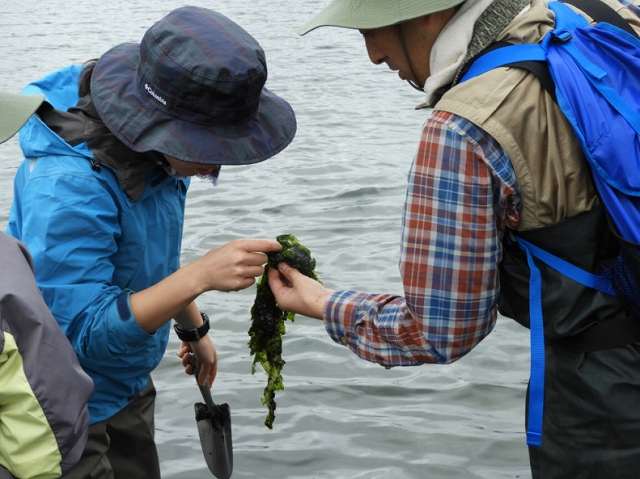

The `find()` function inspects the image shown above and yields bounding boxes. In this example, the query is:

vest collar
[418,0,531,109]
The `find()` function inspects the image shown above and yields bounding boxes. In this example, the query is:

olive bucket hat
[299,0,467,35]
[0,92,43,144]
[91,6,296,165]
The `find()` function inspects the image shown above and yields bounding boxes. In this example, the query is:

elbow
[436,309,498,364]
[437,328,494,364]
[73,290,153,361]
[438,346,473,365]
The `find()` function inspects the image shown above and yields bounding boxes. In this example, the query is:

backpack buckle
[552,29,573,43]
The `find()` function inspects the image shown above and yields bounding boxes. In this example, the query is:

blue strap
[559,35,640,136]
[517,238,616,296]
[549,2,640,135]
[459,44,546,83]
[550,1,589,31]
[516,235,618,447]
[460,1,625,449]
[517,240,545,447]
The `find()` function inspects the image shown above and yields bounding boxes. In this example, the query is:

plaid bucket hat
[91,6,296,165]
[299,0,467,35]
[0,92,43,144]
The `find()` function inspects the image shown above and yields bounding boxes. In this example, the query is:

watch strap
[174,312,210,342]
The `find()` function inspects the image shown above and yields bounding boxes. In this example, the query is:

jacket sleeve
[16,172,157,366]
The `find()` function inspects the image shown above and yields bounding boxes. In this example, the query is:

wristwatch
[174,312,210,342]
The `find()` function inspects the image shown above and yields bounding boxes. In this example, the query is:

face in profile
[164,154,221,180]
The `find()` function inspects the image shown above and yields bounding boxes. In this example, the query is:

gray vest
[0,232,93,476]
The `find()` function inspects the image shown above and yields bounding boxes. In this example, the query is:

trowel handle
[192,354,218,411]
[198,383,217,411]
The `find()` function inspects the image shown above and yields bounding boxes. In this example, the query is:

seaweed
[248,234,318,428]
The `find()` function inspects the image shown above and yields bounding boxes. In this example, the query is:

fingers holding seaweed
[242,252,269,267]
[194,239,277,292]
[244,265,266,278]
[234,276,257,290]
[249,234,317,428]
[267,263,330,319]
[235,238,282,254]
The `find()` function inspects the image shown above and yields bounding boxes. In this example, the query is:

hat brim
[299,0,467,35]
[91,43,296,166]
[0,92,43,144]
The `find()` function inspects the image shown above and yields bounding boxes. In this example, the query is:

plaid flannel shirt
[324,111,521,367]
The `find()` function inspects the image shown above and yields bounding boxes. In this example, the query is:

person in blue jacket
[7,7,296,478]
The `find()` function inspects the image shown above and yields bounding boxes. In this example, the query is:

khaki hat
[0,92,43,144]
[299,0,467,35]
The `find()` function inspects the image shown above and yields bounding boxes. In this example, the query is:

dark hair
[78,59,98,97]
[76,57,169,169]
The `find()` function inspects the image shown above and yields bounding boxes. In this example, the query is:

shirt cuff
[107,291,155,348]
[324,290,368,347]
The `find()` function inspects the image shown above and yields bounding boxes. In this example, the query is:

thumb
[238,239,282,253]
[277,262,301,281]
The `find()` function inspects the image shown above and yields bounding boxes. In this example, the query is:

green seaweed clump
[249,234,318,428]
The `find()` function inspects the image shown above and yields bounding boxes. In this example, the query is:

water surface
[0,1,531,477]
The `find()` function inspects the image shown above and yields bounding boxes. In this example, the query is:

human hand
[178,336,217,387]
[192,239,282,292]
[268,263,333,319]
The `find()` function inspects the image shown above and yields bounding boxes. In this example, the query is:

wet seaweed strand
[248,234,318,428]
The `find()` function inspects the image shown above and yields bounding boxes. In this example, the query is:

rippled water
[1,1,532,477]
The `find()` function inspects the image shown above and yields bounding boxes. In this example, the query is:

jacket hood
[19,65,92,160]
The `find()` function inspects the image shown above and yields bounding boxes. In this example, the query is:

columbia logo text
[144,83,167,106]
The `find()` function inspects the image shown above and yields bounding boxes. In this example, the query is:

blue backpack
[459,0,640,447]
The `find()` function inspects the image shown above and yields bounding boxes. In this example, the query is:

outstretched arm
[130,238,282,332]
[270,112,513,367]
[10,169,280,386]
[130,238,281,387]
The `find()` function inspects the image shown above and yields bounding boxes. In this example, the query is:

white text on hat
[144,83,167,106]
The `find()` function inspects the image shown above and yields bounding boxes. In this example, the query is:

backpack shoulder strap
[563,0,639,38]
[457,0,639,94]
[458,43,554,95]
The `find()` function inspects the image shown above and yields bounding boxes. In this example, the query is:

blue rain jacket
[7,65,189,423]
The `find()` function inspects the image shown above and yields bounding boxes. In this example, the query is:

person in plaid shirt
[271,0,523,368]
[276,108,519,367]
[270,1,640,478]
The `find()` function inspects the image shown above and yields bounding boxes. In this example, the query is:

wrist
[311,289,333,320]
[183,261,208,296]
[174,312,210,341]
